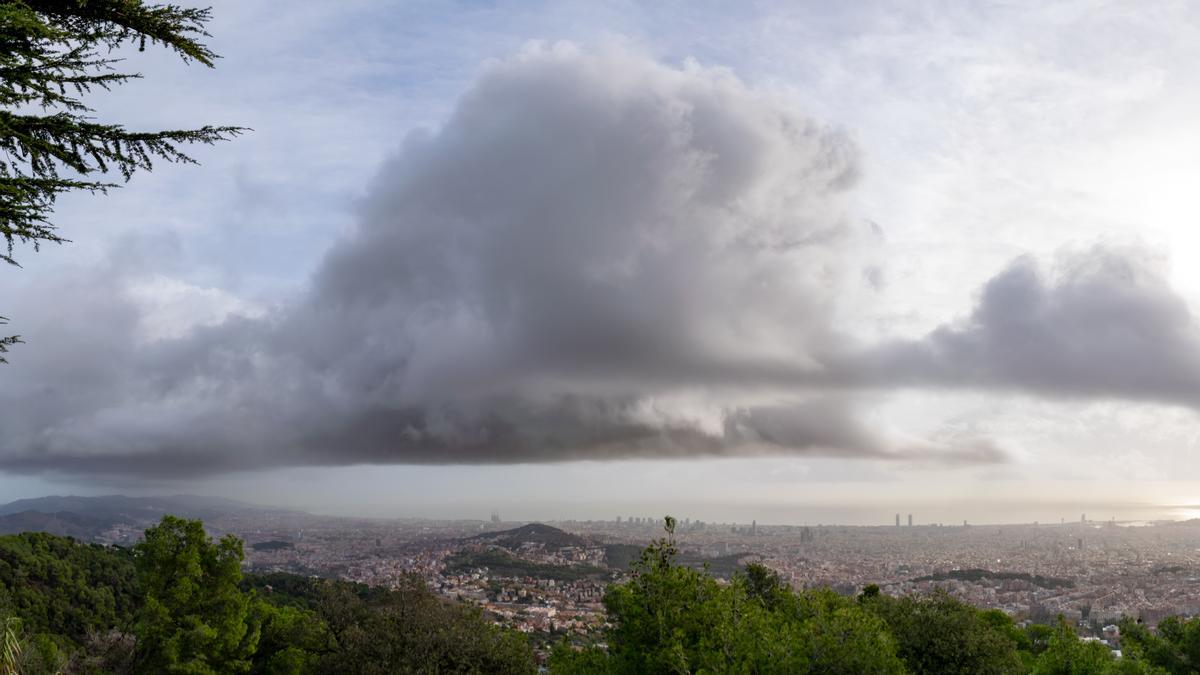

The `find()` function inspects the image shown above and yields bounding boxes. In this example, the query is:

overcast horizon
[5,1,1200,525]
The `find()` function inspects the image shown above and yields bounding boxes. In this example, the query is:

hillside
[0,510,120,538]
[0,532,139,645]
[0,527,536,673]
[0,494,277,520]
[464,523,590,550]
[0,494,302,542]
[444,549,610,581]
[912,568,1074,590]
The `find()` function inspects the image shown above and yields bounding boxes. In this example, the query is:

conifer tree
[134,515,260,673]
[0,0,242,361]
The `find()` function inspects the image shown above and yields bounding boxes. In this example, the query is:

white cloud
[126,275,264,342]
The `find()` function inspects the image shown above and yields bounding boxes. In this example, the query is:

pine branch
[0,317,19,364]
[0,174,107,264]
[0,111,244,178]
[21,0,219,66]
[0,0,244,362]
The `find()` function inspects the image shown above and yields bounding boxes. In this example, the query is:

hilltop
[464,523,591,550]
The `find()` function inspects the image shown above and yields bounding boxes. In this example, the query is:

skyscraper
[907,514,913,527]
[895,513,900,527]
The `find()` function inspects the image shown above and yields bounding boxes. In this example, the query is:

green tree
[548,642,611,675]
[0,0,242,360]
[552,517,905,674]
[133,515,260,674]
[0,532,138,646]
[1118,615,1200,674]
[240,571,534,674]
[1026,623,1057,656]
[863,589,1025,675]
[1032,618,1164,675]
[248,601,331,675]
[0,614,69,675]
[310,575,535,675]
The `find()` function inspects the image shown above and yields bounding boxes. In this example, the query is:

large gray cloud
[10,45,1200,479]
[2,45,999,477]
[843,245,1200,405]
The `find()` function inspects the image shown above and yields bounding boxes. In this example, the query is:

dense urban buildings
[201,507,1200,647]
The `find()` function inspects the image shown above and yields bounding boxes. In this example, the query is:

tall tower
[907,514,913,527]
[1081,513,1086,523]
[751,520,757,536]
[895,513,900,527]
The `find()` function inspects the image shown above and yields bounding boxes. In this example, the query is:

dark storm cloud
[4,45,997,477]
[843,246,1200,405]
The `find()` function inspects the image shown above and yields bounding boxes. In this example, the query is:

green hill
[465,523,590,550]
[445,549,610,581]
[0,524,536,674]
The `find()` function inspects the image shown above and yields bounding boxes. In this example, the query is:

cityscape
[105,502,1198,655]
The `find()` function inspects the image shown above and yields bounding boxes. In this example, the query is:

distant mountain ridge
[0,494,269,519]
[0,495,301,541]
[0,510,118,538]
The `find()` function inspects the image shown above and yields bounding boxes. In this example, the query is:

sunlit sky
[4,1,1200,525]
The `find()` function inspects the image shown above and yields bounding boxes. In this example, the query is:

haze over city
[5,0,1200,527]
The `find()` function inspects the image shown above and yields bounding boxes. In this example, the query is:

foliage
[248,601,331,675]
[1,617,21,674]
[248,573,536,675]
[75,628,137,674]
[0,615,69,675]
[0,521,539,673]
[1118,615,1200,674]
[549,517,1169,675]
[862,588,1026,674]
[445,549,609,582]
[0,532,137,645]
[1031,618,1164,674]
[0,0,243,358]
[911,569,1073,590]
[132,515,260,673]
[250,542,294,553]
[0,317,15,364]
[552,516,906,674]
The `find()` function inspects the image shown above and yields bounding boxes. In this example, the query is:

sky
[3,0,1200,525]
